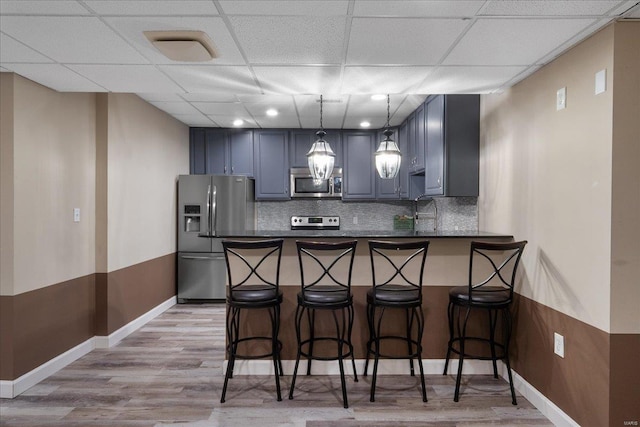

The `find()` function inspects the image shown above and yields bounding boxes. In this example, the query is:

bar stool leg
[333,308,348,408]
[454,306,471,402]
[443,301,455,375]
[406,308,416,376]
[306,308,315,375]
[502,308,517,405]
[270,305,282,401]
[415,306,428,402]
[289,305,304,400]
[363,302,375,376]
[347,304,358,383]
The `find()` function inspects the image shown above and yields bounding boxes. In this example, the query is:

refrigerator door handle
[211,185,217,235]
[206,184,212,235]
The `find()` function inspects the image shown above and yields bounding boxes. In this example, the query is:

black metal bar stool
[288,240,358,408]
[364,240,430,402]
[443,240,527,405]
[220,238,284,403]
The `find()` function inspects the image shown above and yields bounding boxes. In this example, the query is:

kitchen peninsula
[206,230,513,364]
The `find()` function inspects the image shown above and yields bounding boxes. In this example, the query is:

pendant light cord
[320,94,323,130]
[386,94,390,129]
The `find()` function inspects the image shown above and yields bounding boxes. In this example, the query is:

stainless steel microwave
[290,167,342,198]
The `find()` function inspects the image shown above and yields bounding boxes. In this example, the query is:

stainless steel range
[291,216,340,230]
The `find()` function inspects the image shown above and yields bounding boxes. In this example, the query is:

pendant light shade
[375,95,402,179]
[307,95,335,180]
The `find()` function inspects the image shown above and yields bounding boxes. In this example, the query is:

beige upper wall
[3,74,97,295]
[610,22,640,333]
[0,73,15,295]
[105,94,189,272]
[480,25,615,332]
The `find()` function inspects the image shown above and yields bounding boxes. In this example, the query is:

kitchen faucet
[414,194,438,231]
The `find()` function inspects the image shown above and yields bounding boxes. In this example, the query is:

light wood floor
[0,304,553,427]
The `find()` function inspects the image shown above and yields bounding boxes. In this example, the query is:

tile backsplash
[256,197,478,231]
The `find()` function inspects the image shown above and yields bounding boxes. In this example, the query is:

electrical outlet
[556,87,566,110]
[554,332,565,358]
[73,208,81,223]
[595,69,606,94]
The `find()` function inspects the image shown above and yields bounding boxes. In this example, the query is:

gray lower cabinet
[290,130,342,168]
[424,95,479,197]
[376,128,408,199]
[343,131,376,200]
[254,130,290,200]
[190,128,254,176]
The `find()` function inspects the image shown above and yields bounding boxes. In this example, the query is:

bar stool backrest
[468,240,527,302]
[296,240,357,300]
[368,240,430,303]
[222,239,284,302]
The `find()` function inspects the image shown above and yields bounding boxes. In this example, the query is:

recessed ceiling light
[360,121,371,128]
[266,108,278,117]
[233,119,244,126]
[144,30,218,62]
[371,94,386,101]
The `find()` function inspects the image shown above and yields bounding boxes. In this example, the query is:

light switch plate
[556,87,566,110]
[73,208,80,222]
[595,69,606,94]
[554,332,565,358]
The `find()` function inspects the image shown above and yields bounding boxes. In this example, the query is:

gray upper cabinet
[289,130,343,168]
[190,128,207,174]
[190,128,254,176]
[412,104,426,174]
[254,130,289,200]
[343,131,376,200]
[424,95,479,197]
[376,128,408,199]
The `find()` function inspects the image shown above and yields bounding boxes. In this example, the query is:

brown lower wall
[511,293,611,427]
[610,334,640,426]
[1,253,176,381]
[98,253,176,335]
[0,275,96,380]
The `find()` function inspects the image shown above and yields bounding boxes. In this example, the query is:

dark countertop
[200,230,512,239]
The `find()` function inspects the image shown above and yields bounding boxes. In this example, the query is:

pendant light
[375,94,402,179]
[307,95,335,180]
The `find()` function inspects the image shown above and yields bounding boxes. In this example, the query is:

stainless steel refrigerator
[177,175,255,302]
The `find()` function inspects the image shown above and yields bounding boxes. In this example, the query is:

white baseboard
[0,296,176,399]
[225,358,579,426]
[94,297,176,348]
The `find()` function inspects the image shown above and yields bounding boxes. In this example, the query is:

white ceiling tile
[0,33,53,63]
[347,18,469,65]
[228,16,346,64]
[160,65,260,94]
[208,116,257,128]
[619,2,640,17]
[241,96,297,117]
[219,0,349,15]
[149,101,201,115]
[0,1,91,15]
[67,64,185,92]
[443,18,597,66]
[415,66,528,93]
[193,102,248,115]
[104,16,244,65]
[0,16,148,64]
[341,66,435,94]
[84,1,219,16]
[353,1,484,17]
[3,63,107,91]
[254,114,301,129]
[480,1,625,16]
[171,114,215,127]
[137,93,185,102]
[296,94,348,128]
[181,93,239,102]
[253,66,342,94]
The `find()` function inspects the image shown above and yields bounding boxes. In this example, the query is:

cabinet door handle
[224,165,227,174]
[231,166,234,174]
[437,177,441,186]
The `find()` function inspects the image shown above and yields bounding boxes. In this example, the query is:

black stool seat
[231,285,282,305]
[298,287,352,306]
[367,284,421,306]
[289,240,358,409]
[448,286,511,306]
[220,239,284,404]
[364,240,430,403]
[443,240,527,405]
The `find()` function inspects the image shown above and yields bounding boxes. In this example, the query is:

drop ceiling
[1,0,638,129]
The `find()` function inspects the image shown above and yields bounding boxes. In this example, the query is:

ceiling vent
[144,30,218,62]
